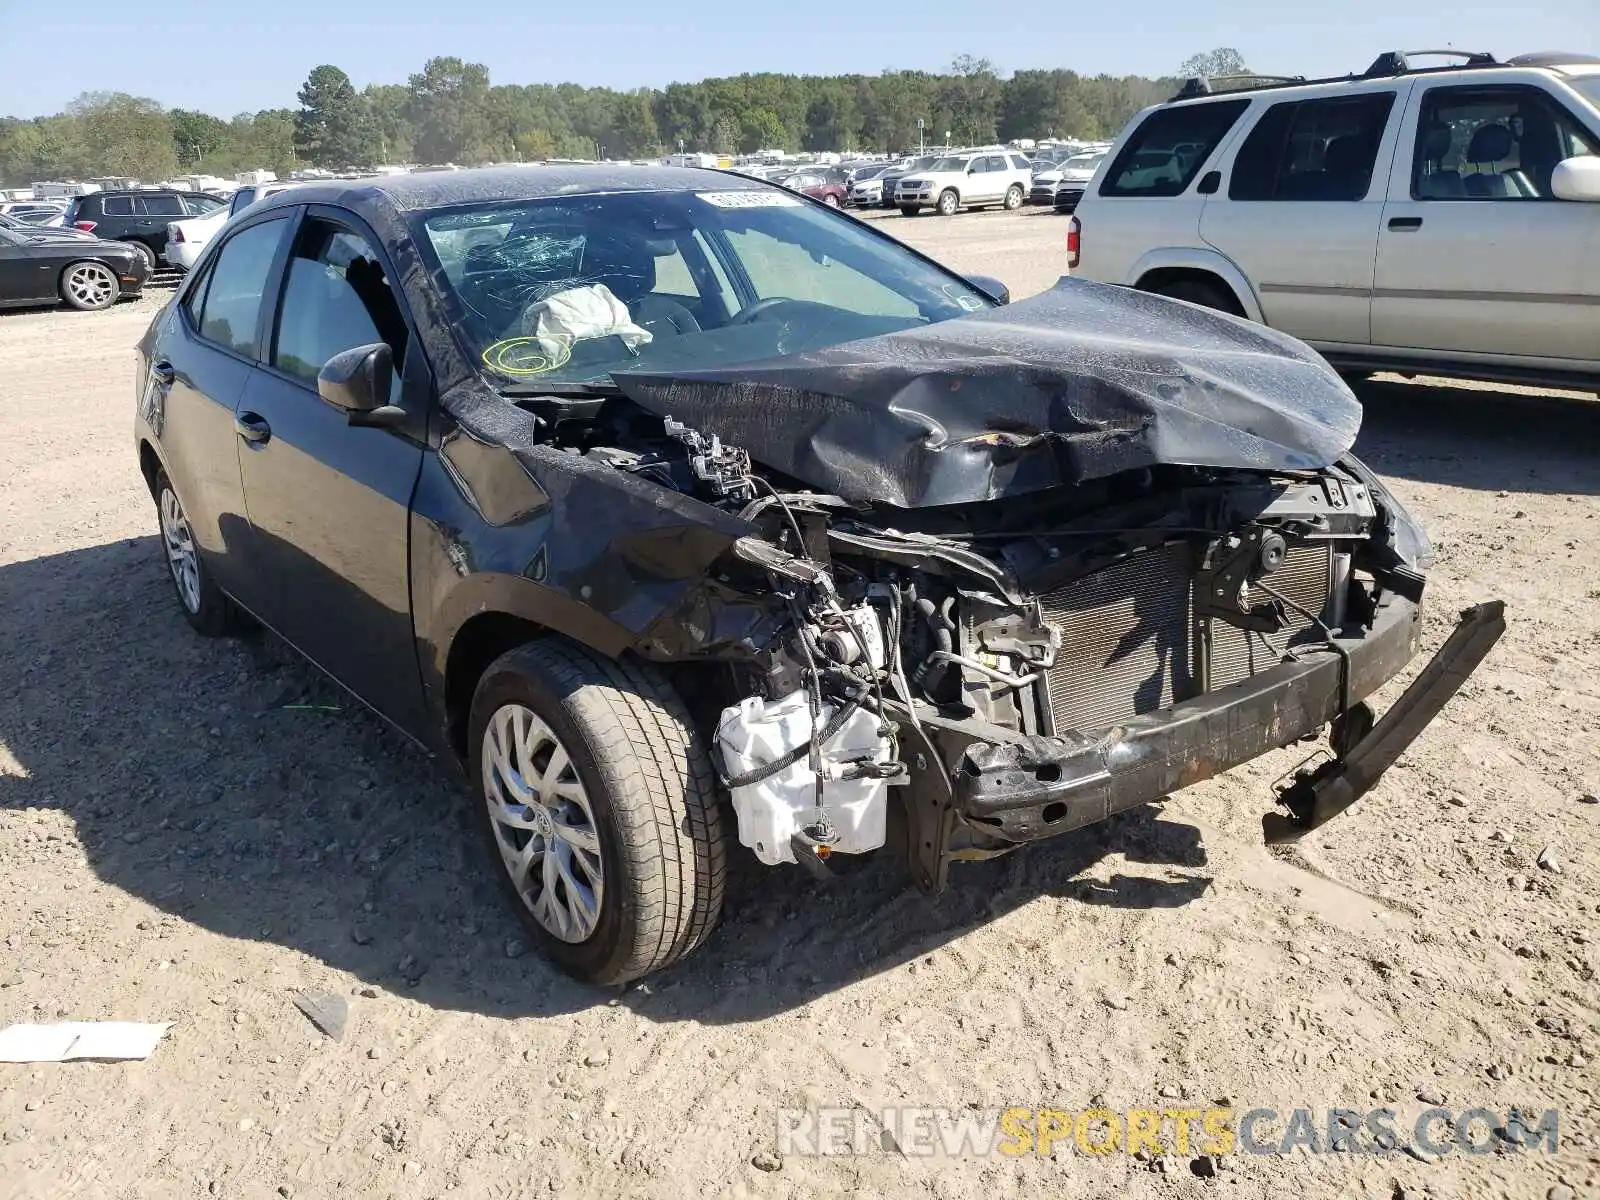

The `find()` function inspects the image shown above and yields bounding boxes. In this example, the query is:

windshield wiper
[496,378,622,398]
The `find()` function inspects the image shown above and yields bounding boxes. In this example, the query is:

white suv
[895,151,1033,216]
[1070,50,1600,391]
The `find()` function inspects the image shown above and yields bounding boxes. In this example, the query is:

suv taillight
[75,220,97,232]
[1066,216,1081,270]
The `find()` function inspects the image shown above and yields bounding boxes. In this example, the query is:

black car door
[233,205,429,733]
[138,194,185,251]
[0,228,47,300]
[145,212,294,599]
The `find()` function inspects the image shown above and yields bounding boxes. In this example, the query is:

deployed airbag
[614,280,1363,508]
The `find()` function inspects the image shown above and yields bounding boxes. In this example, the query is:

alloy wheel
[65,263,115,309]
[159,486,201,613]
[481,704,605,943]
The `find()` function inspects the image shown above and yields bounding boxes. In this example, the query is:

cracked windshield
[419,190,990,383]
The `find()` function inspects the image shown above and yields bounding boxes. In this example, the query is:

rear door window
[100,196,135,216]
[1229,92,1396,201]
[139,195,185,216]
[1101,99,1250,196]
[194,217,290,357]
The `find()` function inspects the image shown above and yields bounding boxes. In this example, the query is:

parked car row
[1069,48,1600,392]
[59,189,227,274]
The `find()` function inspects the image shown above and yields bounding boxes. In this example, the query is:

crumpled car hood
[613,279,1363,509]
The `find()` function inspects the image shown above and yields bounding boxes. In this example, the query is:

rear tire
[936,189,959,216]
[468,640,728,985]
[153,468,245,636]
[1151,278,1242,316]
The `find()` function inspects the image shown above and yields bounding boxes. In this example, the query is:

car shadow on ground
[0,537,1209,1023]
[1351,375,1600,496]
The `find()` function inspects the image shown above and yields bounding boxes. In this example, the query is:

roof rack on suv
[1172,74,1307,99]
[1168,48,1521,104]
[1362,49,1497,77]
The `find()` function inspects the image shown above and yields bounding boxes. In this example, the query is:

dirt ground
[1,208,1597,1200]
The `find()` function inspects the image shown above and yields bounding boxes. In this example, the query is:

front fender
[410,429,778,720]
[1125,246,1265,324]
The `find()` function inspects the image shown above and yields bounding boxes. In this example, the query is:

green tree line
[0,51,1243,185]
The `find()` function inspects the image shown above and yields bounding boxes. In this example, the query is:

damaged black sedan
[134,167,1503,984]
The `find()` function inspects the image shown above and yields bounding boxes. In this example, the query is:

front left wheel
[1003,184,1024,210]
[468,640,728,985]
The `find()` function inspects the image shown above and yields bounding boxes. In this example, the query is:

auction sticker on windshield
[696,192,803,208]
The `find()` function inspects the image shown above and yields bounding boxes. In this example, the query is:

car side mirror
[318,342,403,427]
[1552,155,1600,202]
[966,274,1010,305]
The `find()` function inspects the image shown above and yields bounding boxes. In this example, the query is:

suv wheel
[153,468,246,635]
[124,241,156,273]
[1003,184,1024,210]
[468,640,728,985]
[1152,279,1241,316]
[936,189,960,216]
[59,261,119,311]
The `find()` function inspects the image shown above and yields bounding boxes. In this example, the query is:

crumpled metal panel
[613,280,1364,509]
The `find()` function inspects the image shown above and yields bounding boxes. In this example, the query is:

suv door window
[1230,92,1396,201]
[1102,99,1250,196]
[985,155,1009,172]
[139,195,185,216]
[100,196,135,216]
[1009,154,1032,170]
[182,194,222,216]
[194,217,289,356]
[271,218,406,391]
[1412,85,1600,200]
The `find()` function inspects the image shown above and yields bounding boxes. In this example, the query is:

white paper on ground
[0,1021,173,1062]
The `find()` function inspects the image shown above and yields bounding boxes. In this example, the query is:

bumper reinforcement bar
[1263,600,1506,844]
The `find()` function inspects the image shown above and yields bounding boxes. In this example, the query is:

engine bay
[513,392,1413,878]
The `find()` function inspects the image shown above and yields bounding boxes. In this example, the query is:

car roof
[249,165,772,217]
[91,188,192,198]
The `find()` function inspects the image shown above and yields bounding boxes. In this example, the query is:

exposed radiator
[1206,543,1333,691]
[1039,541,1334,735]
[1039,543,1195,733]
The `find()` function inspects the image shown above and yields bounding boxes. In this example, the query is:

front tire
[153,468,244,636]
[59,261,119,311]
[936,189,960,216]
[469,640,727,986]
[823,193,840,207]
[1003,184,1024,210]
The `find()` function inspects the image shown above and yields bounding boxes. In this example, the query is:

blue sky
[2,0,1594,118]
